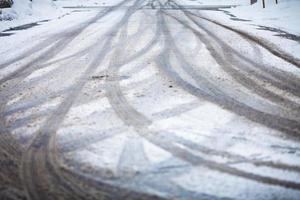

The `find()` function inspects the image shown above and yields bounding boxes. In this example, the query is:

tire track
[168,1,300,97]
[182,11,300,104]
[164,12,298,106]
[156,131,300,173]
[163,10,300,111]
[20,1,167,200]
[0,1,130,156]
[159,11,300,138]
[0,0,130,88]
[103,8,300,192]
[170,0,300,69]
[2,0,300,199]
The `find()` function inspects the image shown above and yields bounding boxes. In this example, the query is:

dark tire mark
[171,0,300,69]
[159,11,300,139]
[103,8,300,194]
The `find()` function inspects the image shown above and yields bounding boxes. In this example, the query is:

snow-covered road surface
[1,0,300,199]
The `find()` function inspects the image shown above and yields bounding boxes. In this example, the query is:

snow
[172,166,300,200]
[194,0,300,58]
[56,0,125,7]
[226,0,300,35]
[176,0,248,6]
[1,0,300,199]
[0,0,62,32]
[0,0,125,32]
[143,140,172,163]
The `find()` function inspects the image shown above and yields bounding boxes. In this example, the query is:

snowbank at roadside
[199,0,300,59]
[0,0,62,32]
[176,0,249,6]
[227,0,300,35]
[0,0,127,32]
[55,0,123,7]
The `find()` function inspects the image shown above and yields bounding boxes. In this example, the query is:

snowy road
[1,0,300,199]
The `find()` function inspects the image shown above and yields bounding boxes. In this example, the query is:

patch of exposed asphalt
[0,32,13,37]
[218,9,300,42]
[256,25,300,43]
[0,20,50,37]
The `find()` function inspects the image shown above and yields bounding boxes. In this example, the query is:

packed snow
[1,0,300,199]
